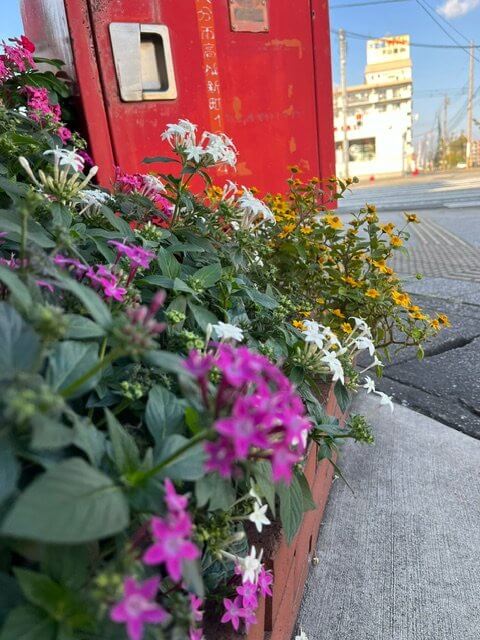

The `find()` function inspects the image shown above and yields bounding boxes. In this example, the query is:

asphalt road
[341,171,480,439]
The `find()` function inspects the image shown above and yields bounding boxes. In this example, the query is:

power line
[414,0,480,62]
[331,28,480,49]
[419,0,470,44]
[330,0,409,8]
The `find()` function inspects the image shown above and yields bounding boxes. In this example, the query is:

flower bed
[0,36,449,640]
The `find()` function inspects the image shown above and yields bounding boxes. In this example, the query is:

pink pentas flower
[241,603,258,631]
[257,567,273,597]
[78,149,94,166]
[57,126,72,143]
[236,581,258,609]
[189,594,204,623]
[189,628,204,640]
[221,596,245,632]
[109,240,155,270]
[110,576,167,640]
[164,478,188,513]
[143,512,200,582]
[185,343,311,482]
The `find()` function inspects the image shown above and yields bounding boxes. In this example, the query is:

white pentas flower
[212,322,244,342]
[222,180,238,204]
[76,189,111,213]
[43,147,85,172]
[321,350,345,385]
[238,546,263,584]
[248,502,271,533]
[362,376,394,412]
[200,131,237,167]
[161,118,197,147]
[354,334,375,356]
[362,376,376,393]
[295,629,309,640]
[302,321,324,350]
[237,187,274,229]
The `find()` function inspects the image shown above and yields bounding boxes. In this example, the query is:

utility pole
[339,29,349,179]
[466,41,475,168]
[443,94,449,169]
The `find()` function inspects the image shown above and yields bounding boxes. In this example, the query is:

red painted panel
[22,1,335,193]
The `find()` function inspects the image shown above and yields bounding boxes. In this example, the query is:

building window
[349,138,376,162]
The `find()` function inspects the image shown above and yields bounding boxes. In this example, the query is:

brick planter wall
[207,381,348,640]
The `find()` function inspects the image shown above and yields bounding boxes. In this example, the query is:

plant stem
[60,348,123,398]
[138,428,211,483]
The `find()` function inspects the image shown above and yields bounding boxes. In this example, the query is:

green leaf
[252,461,276,517]
[193,263,222,288]
[99,205,133,237]
[145,386,185,444]
[142,156,179,164]
[0,605,56,640]
[245,287,279,309]
[296,470,316,511]
[172,278,195,294]
[143,351,188,376]
[0,208,55,248]
[55,277,112,328]
[181,560,204,597]
[14,570,65,619]
[0,435,19,506]
[0,574,23,627]
[46,342,99,398]
[0,266,32,313]
[154,435,205,481]
[64,315,105,339]
[105,410,141,474]
[195,475,235,510]
[333,380,350,413]
[277,475,304,544]
[0,303,41,381]
[157,247,181,279]
[141,275,175,289]
[30,417,73,451]
[41,545,89,590]
[72,420,106,467]
[1,458,129,543]
[187,302,218,332]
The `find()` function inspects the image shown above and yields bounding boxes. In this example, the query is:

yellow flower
[430,319,440,330]
[292,320,306,330]
[409,311,428,321]
[365,288,380,299]
[332,308,345,318]
[300,225,313,235]
[250,186,259,195]
[341,322,353,334]
[315,297,325,305]
[390,236,403,247]
[391,290,411,308]
[437,314,451,327]
[287,164,301,174]
[323,215,344,230]
[409,305,421,313]
[343,275,360,288]
[405,212,420,223]
[279,223,296,238]
[366,203,377,214]
[310,176,320,184]
[380,222,395,235]
[299,310,312,318]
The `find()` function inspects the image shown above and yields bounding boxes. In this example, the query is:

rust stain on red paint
[265,38,303,59]
[289,137,296,153]
[236,161,253,176]
[283,105,294,117]
[287,84,294,98]
[232,96,243,121]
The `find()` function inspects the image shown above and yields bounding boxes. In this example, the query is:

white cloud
[437,0,480,18]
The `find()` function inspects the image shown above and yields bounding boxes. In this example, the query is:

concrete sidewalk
[296,394,480,640]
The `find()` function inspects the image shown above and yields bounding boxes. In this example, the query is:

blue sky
[1,0,479,144]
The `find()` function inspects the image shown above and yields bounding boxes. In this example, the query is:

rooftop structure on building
[334,34,413,178]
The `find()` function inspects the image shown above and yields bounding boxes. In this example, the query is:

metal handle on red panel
[109,23,177,102]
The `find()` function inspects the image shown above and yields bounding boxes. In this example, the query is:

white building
[334,35,414,178]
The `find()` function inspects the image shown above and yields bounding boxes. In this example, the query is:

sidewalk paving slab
[296,393,480,640]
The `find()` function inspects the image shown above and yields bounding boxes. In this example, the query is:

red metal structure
[21,1,335,193]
